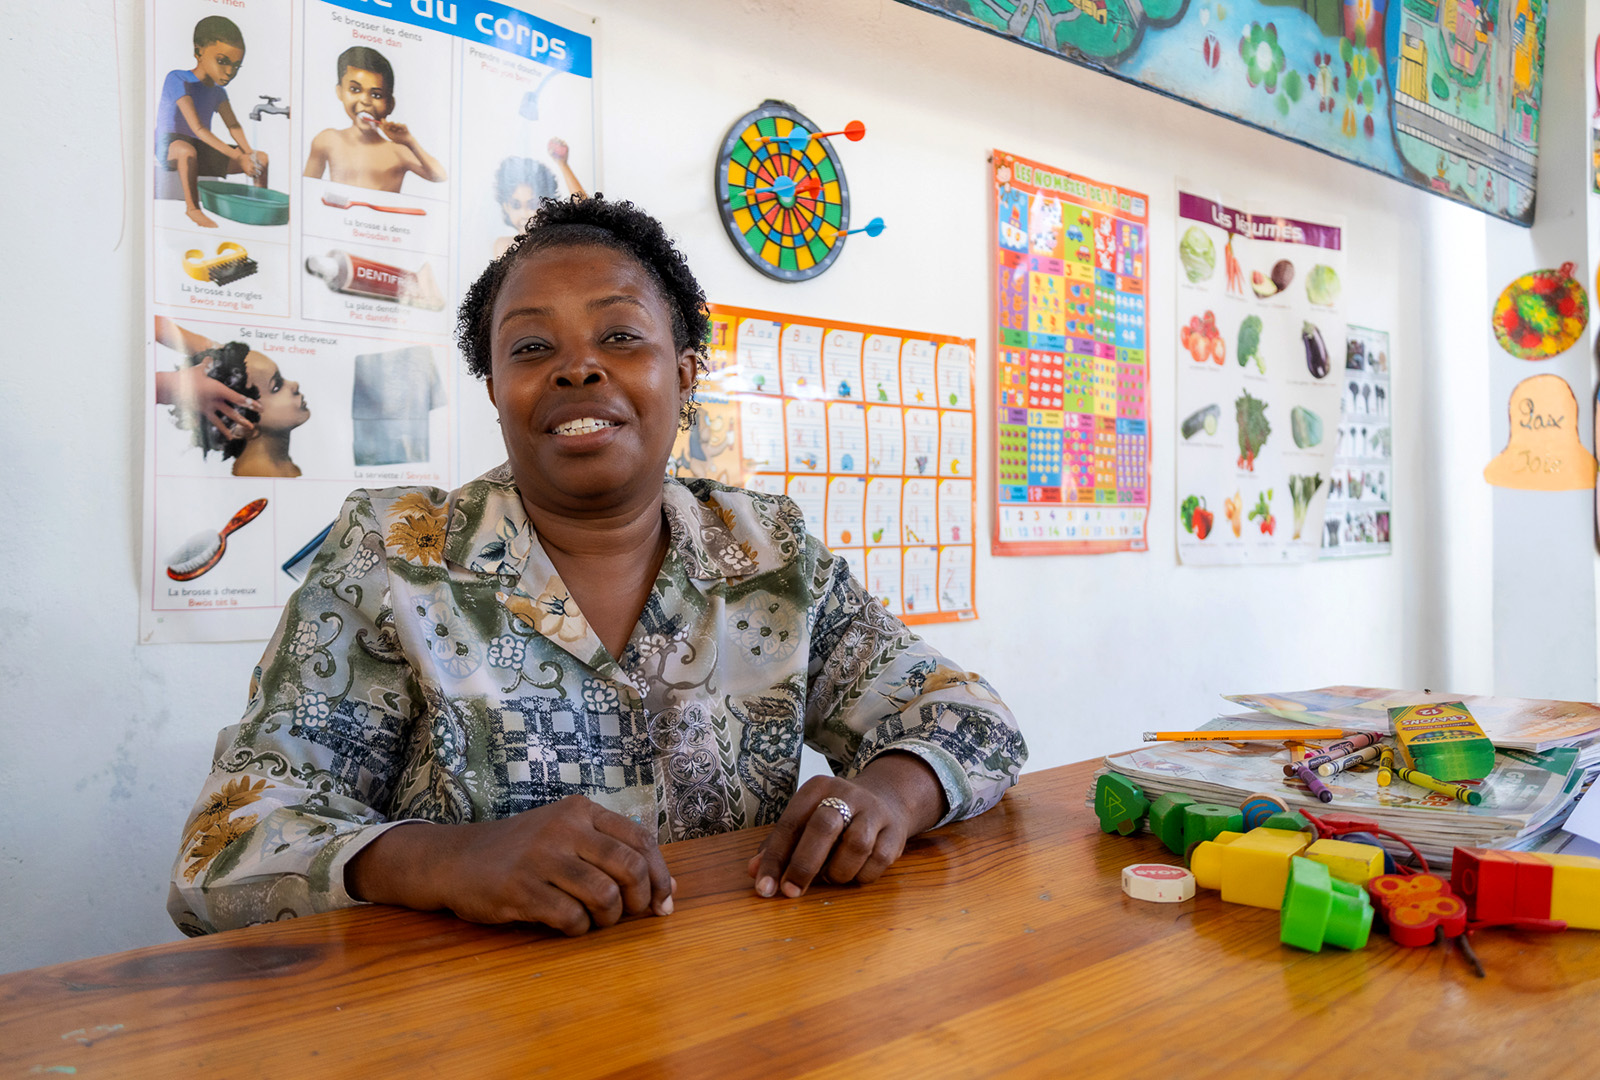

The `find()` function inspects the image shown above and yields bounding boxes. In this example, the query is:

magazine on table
[1097,713,1584,862]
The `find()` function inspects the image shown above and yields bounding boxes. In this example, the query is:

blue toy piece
[846,216,886,238]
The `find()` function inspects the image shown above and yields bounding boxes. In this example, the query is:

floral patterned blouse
[169,465,1025,935]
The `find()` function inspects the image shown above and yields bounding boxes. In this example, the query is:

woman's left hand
[747,752,945,898]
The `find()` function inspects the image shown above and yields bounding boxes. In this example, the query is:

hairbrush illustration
[166,498,268,581]
[321,191,427,215]
[183,242,258,285]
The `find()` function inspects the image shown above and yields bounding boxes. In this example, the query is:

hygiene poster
[991,150,1150,556]
[1174,189,1345,565]
[141,0,597,643]
[674,305,978,624]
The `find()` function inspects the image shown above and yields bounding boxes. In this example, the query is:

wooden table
[3,760,1597,1077]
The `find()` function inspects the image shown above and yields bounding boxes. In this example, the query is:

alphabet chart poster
[675,304,978,624]
[141,0,596,643]
[991,151,1150,556]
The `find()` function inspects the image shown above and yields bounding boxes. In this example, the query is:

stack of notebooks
[1100,687,1600,863]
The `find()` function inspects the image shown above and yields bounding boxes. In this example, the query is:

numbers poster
[1322,326,1392,558]
[142,0,596,643]
[1174,190,1345,565]
[675,305,978,624]
[991,151,1150,556]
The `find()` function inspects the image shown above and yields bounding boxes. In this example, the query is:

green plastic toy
[1094,774,1150,835]
[1280,856,1374,953]
[1149,793,1196,855]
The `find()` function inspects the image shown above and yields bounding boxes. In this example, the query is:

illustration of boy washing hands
[156,16,269,228]
[303,47,447,193]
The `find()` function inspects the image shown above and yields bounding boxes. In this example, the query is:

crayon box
[1387,702,1496,782]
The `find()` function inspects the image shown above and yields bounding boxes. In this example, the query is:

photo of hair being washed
[154,316,310,477]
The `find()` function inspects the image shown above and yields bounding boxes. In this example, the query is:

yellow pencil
[1142,728,1346,742]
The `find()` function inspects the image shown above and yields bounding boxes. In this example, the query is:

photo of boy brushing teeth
[303,46,447,193]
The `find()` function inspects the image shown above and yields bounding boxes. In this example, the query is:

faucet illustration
[250,95,290,121]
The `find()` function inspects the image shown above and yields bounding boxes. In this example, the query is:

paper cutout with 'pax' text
[1484,374,1598,491]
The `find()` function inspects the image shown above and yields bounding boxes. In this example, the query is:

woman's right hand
[346,796,676,935]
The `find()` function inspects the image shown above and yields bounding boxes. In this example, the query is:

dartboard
[715,101,850,282]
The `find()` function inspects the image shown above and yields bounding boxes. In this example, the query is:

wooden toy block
[1452,848,1518,922]
[1190,827,1312,909]
[1182,803,1244,851]
[1148,793,1195,855]
[1121,864,1196,903]
[1305,838,1385,885]
[1542,854,1600,930]
[1455,846,1600,929]
[1366,873,1466,947]
[1239,793,1289,830]
[1260,811,1310,832]
[1281,857,1374,953]
[1094,774,1150,836]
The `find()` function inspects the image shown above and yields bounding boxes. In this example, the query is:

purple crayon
[1291,760,1334,803]
[1283,730,1385,777]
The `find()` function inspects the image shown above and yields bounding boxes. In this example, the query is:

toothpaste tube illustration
[305,250,445,310]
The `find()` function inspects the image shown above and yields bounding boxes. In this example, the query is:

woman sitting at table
[169,196,1025,937]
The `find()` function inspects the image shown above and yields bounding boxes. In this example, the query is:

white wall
[1485,0,1598,702]
[0,0,1525,972]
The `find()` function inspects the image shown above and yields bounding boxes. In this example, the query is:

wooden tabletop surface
[3,759,1597,1078]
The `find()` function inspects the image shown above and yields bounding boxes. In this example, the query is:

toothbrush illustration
[322,192,427,215]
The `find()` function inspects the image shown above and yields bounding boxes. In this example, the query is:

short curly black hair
[456,195,710,426]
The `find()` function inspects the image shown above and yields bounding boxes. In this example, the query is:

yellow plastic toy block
[1189,827,1311,909]
[1305,838,1385,886]
[1542,853,1600,930]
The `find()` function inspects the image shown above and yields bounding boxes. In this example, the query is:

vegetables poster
[141,0,597,643]
[1174,190,1344,565]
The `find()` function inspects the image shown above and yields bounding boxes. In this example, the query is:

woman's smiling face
[245,352,311,432]
[487,243,696,515]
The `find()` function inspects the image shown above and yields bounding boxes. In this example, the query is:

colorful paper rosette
[1492,262,1589,360]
